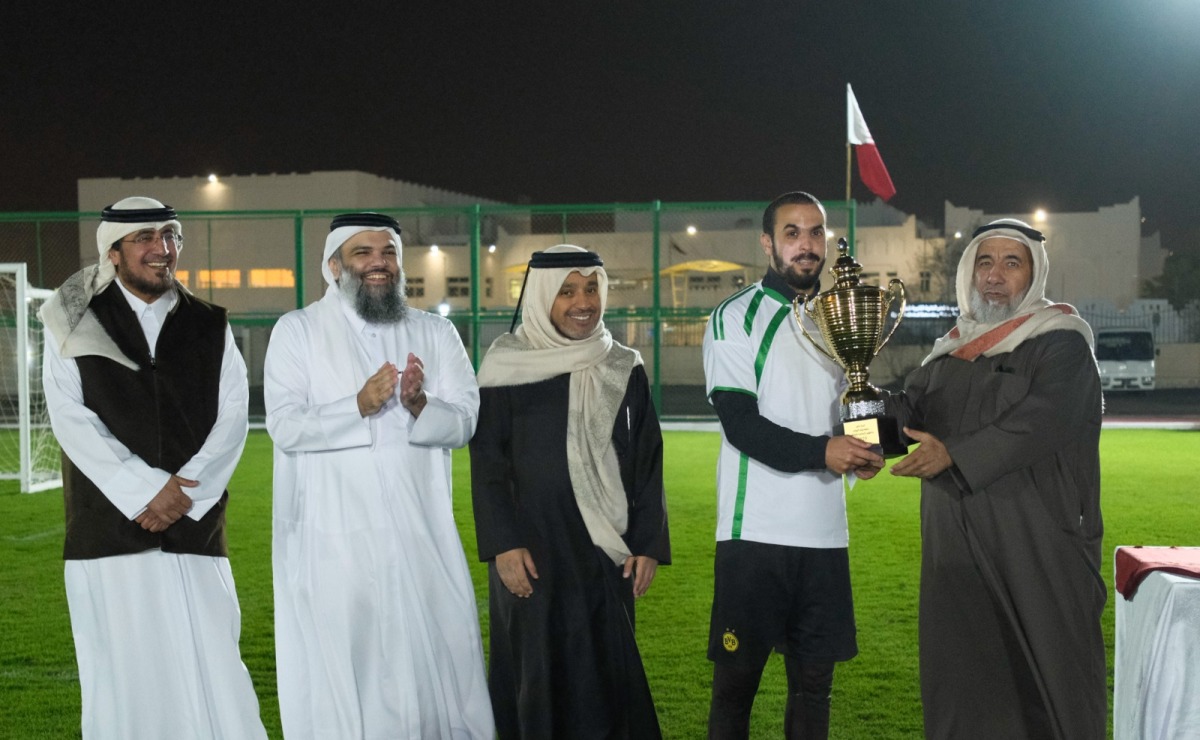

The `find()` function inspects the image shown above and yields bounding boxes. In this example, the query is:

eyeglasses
[122,231,184,247]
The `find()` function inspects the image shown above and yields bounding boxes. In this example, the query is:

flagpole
[846,87,853,256]
[845,142,852,204]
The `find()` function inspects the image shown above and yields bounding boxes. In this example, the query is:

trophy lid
[830,238,864,289]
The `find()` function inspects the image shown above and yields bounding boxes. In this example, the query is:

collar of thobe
[114,279,177,357]
[114,278,176,325]
[336,293,395,338]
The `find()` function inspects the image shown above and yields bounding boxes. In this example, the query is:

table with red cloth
[1113,546,1200,740]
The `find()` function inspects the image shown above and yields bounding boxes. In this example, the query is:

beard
[119,270,173,300]
[770,243,824,294]
[115,256,173,300]
[338,266,407,324]
[968,286,1026,324]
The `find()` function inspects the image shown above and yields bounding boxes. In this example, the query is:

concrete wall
[1159,344,1200,389]
[850,216,947,303]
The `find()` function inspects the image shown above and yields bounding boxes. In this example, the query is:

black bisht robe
[470,366,671,740]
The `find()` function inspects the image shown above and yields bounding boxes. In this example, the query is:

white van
[1095,328,1156,392]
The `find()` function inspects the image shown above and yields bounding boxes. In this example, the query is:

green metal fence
[0,201,860,419]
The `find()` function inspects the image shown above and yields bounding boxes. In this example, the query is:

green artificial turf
[1,428,1196,738]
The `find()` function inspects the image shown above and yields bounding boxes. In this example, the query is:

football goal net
[0,263,61,493]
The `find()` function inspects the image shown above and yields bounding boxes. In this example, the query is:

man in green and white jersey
[703,191,884,740]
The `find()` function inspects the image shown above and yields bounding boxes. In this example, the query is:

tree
[919,230,973,304]
[1143,243,1200,311]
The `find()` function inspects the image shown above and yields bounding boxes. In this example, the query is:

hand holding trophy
[793,238,908,456]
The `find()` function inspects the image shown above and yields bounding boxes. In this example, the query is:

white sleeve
[407,318,480,449]
[176,324,249,520]
[264,311,374,453]
[703,306,758,399]
[42,324,169,520]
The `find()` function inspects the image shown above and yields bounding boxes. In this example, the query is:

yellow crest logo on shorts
[722,630,739,652]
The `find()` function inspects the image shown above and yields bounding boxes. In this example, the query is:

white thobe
[265,287,492,740]
[42,279,265,740]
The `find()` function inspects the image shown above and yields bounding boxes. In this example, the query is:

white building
[77,171,502,314]
[75,172,1163,317]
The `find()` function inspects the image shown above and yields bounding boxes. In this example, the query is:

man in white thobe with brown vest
[40,197,266,739]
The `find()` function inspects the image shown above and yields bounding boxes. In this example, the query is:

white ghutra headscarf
[477,245,642,565]
[924,218,1093,365]
[39,196,183,369]
[320,212,403,287]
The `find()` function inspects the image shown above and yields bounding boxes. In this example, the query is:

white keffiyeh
[38,196,183,369]
[924,219,1093,365]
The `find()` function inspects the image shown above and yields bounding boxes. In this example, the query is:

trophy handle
[792,296,838,362]
[875,279,907,354]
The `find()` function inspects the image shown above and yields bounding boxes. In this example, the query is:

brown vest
[63,283,231,560]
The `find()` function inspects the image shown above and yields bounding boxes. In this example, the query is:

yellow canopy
[659,259,748,276]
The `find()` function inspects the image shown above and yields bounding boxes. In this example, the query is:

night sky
[4,1,1199,246]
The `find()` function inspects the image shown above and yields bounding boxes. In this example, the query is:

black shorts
[708,539,857,665]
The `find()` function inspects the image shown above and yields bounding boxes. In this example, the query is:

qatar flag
[847,84,897,201]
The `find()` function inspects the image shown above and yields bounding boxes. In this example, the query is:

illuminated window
[248,269,295,288]
[175,270,190,288]
[197,270,241,289]
[509,278,524,300]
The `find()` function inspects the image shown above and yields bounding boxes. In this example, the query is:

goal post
[0,263,62,493]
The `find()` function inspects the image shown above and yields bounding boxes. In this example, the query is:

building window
[688,275,725,291]
[919,271,932,293]
[485,277,493,299]
[406,277,425,298]
[249,269,295,288]
[175,270,190,288]
[447,276,470,298]
[198,270,241,289]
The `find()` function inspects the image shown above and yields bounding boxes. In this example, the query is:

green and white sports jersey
[703,281,849,547]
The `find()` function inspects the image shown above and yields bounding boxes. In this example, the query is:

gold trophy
[793,238,908,456]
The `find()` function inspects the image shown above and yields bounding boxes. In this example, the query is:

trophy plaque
[793,238,908,456]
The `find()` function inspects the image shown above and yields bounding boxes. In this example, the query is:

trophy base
[835,414,908,458]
